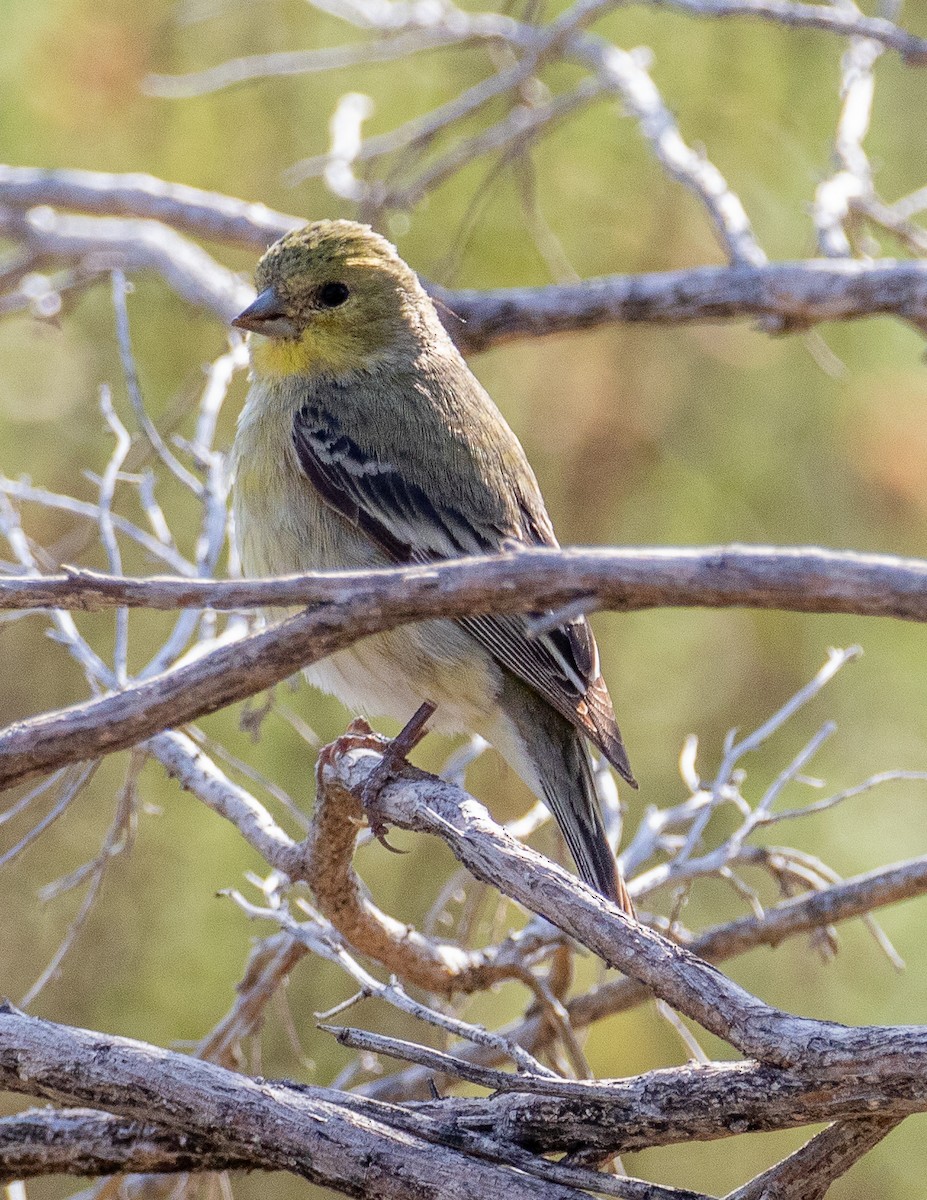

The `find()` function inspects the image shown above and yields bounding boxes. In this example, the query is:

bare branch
[8,168,927,344]
[0,763,97,869]
[144,696,927,1109]
[5,1029,924,1200]
[306,731,557,994]
[229,889,561,1078]
[0,479,198,576]
[2,545,927,618]
[0,1005,725,1200]
[286,62,548,186]
[420,1063,921,1155]
[0,165,295,249]
[324,742,927,1072]
[813,26,883,257]
[655,0,927,62]
[0,1108,251,1183]
[144,23,521,100]
[110,270,203,497]
[0,204,250,322]
[380,80,608,216]
[147,730,301,877]
[725,1116,902,1200]
[2,1026,926,1200]
[0,1005,603,1200]
[365,849,927,1100]
[0,595,412,791]
[564,38,766,265]
[369,844,927,1104]
[3,543,927,791]
[434,258,927,349]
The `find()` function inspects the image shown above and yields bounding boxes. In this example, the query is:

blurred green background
[3,1,927,1196]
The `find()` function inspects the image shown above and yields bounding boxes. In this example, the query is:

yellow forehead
[257,221,400,288]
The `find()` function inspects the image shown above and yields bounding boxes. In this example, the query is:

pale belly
[305,625,499,737]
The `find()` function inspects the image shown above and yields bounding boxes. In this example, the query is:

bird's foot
[317,716,385,780]
[339,702,437,854]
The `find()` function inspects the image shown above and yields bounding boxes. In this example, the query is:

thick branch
[0,1007,711,1200]
[420,1064,920,1155]
[1,1013,924,1181]
[0,1007,591,1200]
[5,544,927,792]
[0,1081,913,1185]
[1,1022,917,1190]
[0,1108,252,1182]
[0,1003,922,1200]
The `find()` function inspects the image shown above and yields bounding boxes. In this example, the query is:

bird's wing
[292,401,634,784]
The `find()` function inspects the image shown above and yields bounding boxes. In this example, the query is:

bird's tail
[500,686,634,915]
[540,732,635,915]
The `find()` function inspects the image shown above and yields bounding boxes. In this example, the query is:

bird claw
[337,702,437,853]
[360,764,409,855]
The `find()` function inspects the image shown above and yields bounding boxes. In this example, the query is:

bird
[230,219,636,912]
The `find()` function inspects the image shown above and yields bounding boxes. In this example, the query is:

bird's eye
[318,282,350,308]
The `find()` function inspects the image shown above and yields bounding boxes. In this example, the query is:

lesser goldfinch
[231,220,636,910]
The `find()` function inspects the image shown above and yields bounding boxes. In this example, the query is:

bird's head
[232,220,431,378]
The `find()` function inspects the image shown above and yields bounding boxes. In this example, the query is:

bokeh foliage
[3,1,927,1196]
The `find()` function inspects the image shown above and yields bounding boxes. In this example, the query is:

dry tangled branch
[4,684,927,1199]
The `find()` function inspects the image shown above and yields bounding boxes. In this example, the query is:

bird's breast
[232,380,382,577]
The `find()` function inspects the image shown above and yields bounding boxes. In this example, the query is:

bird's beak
[231,287,298,338]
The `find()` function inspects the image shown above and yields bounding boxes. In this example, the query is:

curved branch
[306,731,546,994]
[0,204,251,321]
[325,742,927,1072]
[0,166,296,249]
